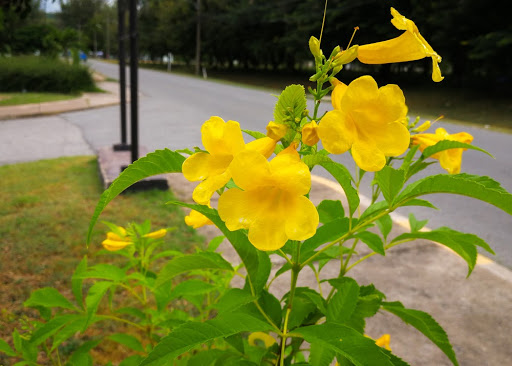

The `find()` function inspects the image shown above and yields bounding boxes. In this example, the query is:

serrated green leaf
[139,313,274,366]
[309,342,336,366]
[376,214,393,240]
[393,174,512,214]
[408,213,428,232]
[107,333,144,352]
[391,227,494,276]
[207,235,225,252]
[213,288,255,314]
[28,314,77,346]
[287,294,318,330]
[382,301,458,366]
[316,157,359,215]
[119,355,144,366]
[376,166,405,204]
[273,84,307,125]
[242,129,267,140]
[354,231,385,255]
[187,349,228,366]
[317,200,345,224]
[296,323,394,366]
[71,256,87,310]
[67,339,101,366]
[421,140,493,160]
[401,198,438,210]
[84,281,113,331]
[300,218,350,262]
[168,202,269,295]
[258,290,283,328]
[156,251,233,288]
[87,149,185,243]
[171,280,216,299]
[51,317,89,351]
[0,338,16,356]
[76,264,126,282]
[24,287,76,310]
[326,278,360,324]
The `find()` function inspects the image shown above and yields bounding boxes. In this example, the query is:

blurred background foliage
[1,0,511,90]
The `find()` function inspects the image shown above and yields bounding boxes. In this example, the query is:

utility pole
[195,0,201,75]
[129,0,139,163]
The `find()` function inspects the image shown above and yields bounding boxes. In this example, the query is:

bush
[0,56,96,93]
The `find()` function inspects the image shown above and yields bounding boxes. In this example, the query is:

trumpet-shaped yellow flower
[102,228,132,251]
[218,145,319,251]
[182,117,277,204]
[375,334,391,351]
[411,127,473,174]
[317,75,409,172]
[357,8,444,82]
[143,229,167,239]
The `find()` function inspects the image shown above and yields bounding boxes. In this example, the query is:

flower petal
[370,122,410,156]
[351,137,387,172]
[331,82,348,110]
[439,149,464,174]
[185,209,213,229]
[182,152,212,181]
[248,212,288,251]
[270,149,311,196]
[317,110,356,154]
[285,195,319,241]
[192,170,231,204]
[229,150,271,191]
[218,188,265,231]
[201,117,245,156]
[246,137,277,158]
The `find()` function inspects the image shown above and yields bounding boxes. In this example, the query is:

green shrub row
[0,56,96,93]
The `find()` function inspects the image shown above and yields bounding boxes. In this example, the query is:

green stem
[96,314,146,330]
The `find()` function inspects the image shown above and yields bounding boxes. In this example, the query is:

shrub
[0,56,96,93]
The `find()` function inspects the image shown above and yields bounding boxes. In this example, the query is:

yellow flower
[301,120,319,146]
[411,127,473,174]
[317,75,410,172]
[182,116,277,204]
[248,332,277,348]
[266,121,288,140]
[185,206,214,229]
[375,334,391,351]
[143,229,167,239]
[218,145,319,251]
[102,227,132,251]
[357,8,444,82]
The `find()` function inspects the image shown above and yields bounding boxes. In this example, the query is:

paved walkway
[1,75,511,366]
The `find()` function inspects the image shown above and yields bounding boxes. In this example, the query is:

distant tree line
[2,0,511,87]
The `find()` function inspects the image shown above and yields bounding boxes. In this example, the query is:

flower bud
[412,120,431,132]
[143,228,167,239]
[266,121,288,140]
[333,45,359,66]
[301,120,320,146]
[309,36,322,58]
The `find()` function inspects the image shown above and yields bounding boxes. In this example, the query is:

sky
[41,0,61,13]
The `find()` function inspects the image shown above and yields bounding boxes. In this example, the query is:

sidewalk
[0,76,125,120]
[2,78,512,365]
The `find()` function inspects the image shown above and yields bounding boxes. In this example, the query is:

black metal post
[117,0,128,147]
[129,0,138,163]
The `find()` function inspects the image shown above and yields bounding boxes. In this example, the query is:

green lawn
[0,92,79,106]
[0,156,204,353]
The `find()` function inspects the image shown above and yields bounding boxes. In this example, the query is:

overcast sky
[41,0,61,13]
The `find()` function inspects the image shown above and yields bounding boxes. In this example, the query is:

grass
[0,156,204,358]
[0,92,80,106]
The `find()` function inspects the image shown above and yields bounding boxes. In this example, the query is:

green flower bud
[309,36,322,58]
[333,45,359,66]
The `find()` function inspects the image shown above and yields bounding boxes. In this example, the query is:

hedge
[0,56,96,94]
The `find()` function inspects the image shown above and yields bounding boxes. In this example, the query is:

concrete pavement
[1,72,511,365]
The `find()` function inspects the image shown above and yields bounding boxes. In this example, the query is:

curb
[310,174,512,283]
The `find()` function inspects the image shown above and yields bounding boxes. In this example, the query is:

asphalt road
[72,60,512,268]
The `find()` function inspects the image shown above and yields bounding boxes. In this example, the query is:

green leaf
[375,166,405,204]
[300,218,350,261]
[242,129,267,140]
[296,323,394,366]
[67,339,101,366]
[401,198,438,210]
[376,215,393,240]
[393,174,512,215]
[213,288,255,314]
[51,317,90,351]
[119,355,144,366]
[309,342,336,366]
[29,314,78,346]
[24,287,76,310]
[408,213,428,232]
[0,338,16,356]
[107,333,144,352]
[169,202,269,295]
[207,235,225,252]
[382,301,459,366]
[84,281,113,331]
[273,84,307,125]
[326,278,360,324]
[317,200,345,224]
[71,256,87,310]
[87,149,185,243]
[171,280,216,299]
[287,293,318,330]
[421,140,493,160]
[139,313,274,366]
[77,264,126,282]
[156,251,233,288]
[347,284,386,333]
[354,231,385,255]
[316,157,359,215]
[391,227,494,276]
